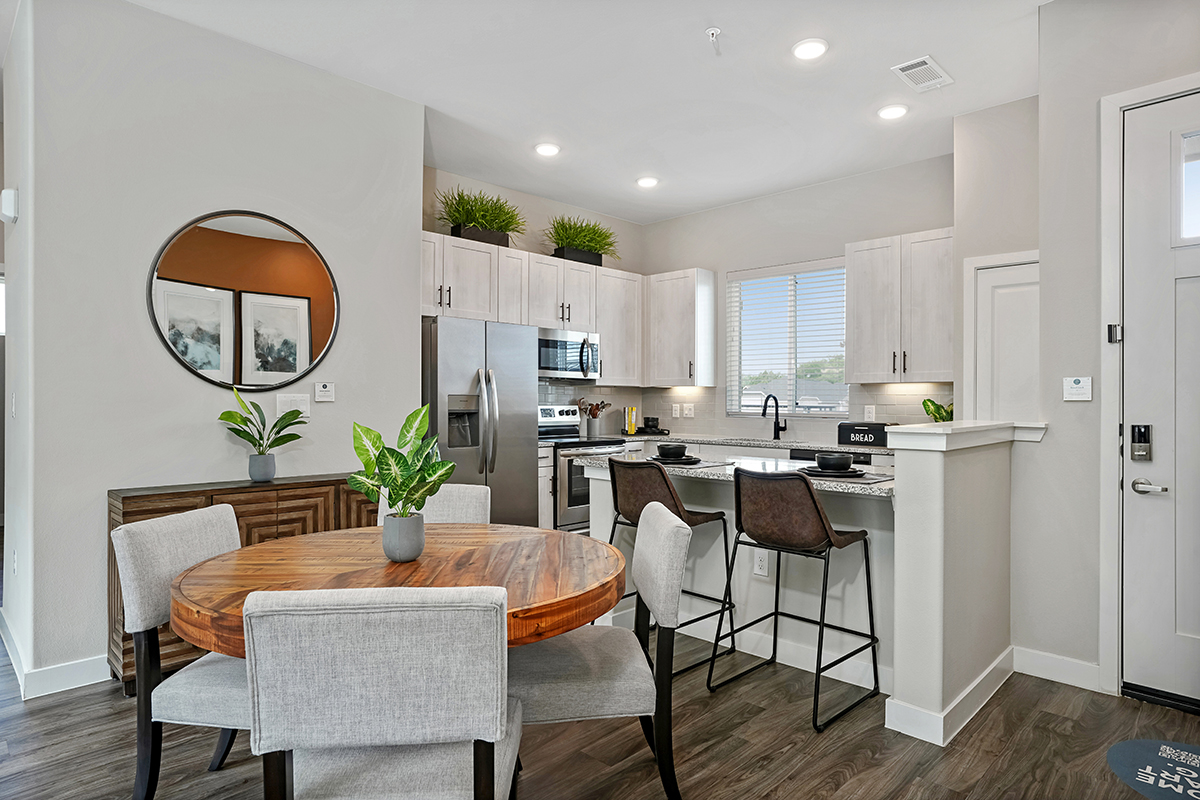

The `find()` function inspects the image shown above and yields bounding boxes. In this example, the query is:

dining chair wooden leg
[474,740,496,800]
[652,628,683,800]
[509,765,519,800]
[515,754,523,773]
[207,728,238,771]
[132,630,162,800]
[262,750,294,800]
[639,715,657,755]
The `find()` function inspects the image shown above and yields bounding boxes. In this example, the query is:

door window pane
[1183,133,1200,239]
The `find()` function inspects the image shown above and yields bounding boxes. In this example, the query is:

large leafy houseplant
[219,387,307,454]
[545,215,620,264]
[348,405,456,518]
[435,186,526,247]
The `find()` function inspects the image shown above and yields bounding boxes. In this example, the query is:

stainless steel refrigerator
[421,316,538,526]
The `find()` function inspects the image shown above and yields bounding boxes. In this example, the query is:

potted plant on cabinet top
[546,215,619,266]
[219,387,307,482]
[348,405,457,563]
[435,186,527,248]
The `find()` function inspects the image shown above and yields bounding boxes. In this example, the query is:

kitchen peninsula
[583,420,1046,747]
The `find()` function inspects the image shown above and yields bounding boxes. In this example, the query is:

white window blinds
[725,257,847,416]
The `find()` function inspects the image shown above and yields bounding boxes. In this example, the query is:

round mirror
[147,212,339,390]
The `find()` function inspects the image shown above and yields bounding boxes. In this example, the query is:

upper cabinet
[496,246,529,326]
[645,268,716,388]
[561,261,596,331]
[442,236,499,321]
[845,227,954,384]
[420,232,444,316]
[594,267,642,386]
[527,254,566,329]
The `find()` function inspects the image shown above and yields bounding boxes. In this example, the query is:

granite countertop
[621,433,894,456]
[578,453,895,498]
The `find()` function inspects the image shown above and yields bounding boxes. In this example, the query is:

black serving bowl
[815,452,853,471]
[657,443,688,459]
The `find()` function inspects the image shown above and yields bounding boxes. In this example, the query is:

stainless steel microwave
[537,328,600,381]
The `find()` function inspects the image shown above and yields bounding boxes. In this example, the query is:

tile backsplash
[849,382,954,425]
[539,382,644,436]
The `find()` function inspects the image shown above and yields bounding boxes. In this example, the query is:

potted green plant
[922,399,954,422]
[219,387,306,482]
[348,405,457,562]
[545,215,619,266]
[435,186,527,248]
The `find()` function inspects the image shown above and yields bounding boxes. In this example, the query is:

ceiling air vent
[891,55,954,92]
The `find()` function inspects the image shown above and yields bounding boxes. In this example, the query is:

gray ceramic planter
[382,513,425,563]
[248,453,276,482]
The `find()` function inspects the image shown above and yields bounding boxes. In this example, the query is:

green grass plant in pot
[348,405,456,562]
[545,215,619,266]
[435,186,527,248]
[219,387,307,482]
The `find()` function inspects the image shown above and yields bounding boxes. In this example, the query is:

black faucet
[762,394,787,440]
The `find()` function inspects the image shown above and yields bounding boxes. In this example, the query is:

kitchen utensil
[657,443,688,459]
[815,452,854,471]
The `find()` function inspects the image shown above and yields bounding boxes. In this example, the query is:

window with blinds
[725,257,847,417]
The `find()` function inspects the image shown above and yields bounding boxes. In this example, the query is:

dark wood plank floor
[0,633,1192,799]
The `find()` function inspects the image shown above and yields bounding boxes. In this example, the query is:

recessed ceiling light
[877,104,909,120]
[637,177,659,188]
[792,38,828,60]
[535,143,560,157]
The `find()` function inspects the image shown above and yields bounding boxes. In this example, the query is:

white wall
[1014,0,1200,665]
[423,166,646,274]
[2,0,425,679]
[639,155,955,441]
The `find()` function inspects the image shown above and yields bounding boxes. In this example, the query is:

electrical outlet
[672,404,680,418]
[754,550,770,577]
[864,405,876,422]
[683,404,695,418]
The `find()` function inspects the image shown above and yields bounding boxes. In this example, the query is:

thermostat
[315,382,335,402]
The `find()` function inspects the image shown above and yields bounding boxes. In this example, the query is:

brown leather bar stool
[608,458,737,676]
[706,467,879,732]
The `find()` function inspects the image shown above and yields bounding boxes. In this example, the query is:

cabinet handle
[567,303,571,322]
[903,350,907,373]
[689,360,694,379]
[438,285,443,307]
[892,351,897,373]
[447,286,452,308]
[560,302,564,321]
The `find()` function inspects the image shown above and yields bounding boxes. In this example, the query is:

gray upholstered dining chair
[109,504,250,800]
[376,483,491,525]
[507,502,692,800]
[244,585,521,800]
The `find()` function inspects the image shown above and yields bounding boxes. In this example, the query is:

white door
[442,237,498,321]
[648,270,696,386]
[496,246,528,325]
[527,254,564,329]
[1122,90,1200,704]
[900,228,954,382]
[420,232,444,316]
[845,236,901,383]
[595,267,641,386]
[969,260,1040,421]
[561,261,596,331]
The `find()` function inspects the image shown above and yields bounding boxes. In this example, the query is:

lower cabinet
[537,446,554,529]
[107,473,378,694]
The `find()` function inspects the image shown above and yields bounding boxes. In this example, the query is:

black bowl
[657,443,688,459]
[815,452,853,471]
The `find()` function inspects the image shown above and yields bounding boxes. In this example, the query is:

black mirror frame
[145,210,341,392]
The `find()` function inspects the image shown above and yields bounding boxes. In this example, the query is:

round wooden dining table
[170,524,626,658]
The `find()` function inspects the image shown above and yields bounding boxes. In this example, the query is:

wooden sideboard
[107,473,378,694]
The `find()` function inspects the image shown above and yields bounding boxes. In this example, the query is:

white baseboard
[21,654,110,699]
[885,646,1014,747]
[1013,646,1103,693]
[0,607,27,694]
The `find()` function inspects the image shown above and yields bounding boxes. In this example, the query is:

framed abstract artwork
[239,291,312,385]
[151,278,235,384]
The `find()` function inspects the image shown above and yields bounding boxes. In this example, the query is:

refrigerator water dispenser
[445,394,479,449]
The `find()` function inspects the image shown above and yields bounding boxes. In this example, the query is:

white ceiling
[128,1,1044,224]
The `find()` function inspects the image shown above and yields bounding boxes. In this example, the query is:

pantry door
[1122,89,1200,708]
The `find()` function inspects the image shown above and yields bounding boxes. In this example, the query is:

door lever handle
[1131,478,1168,494]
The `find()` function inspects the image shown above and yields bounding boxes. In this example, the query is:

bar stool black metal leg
[812,552,832,732]
[608,515,620,546]
[706,538,741,691]
[862,537,880,693]
[720,517,737,654]
[770,551,783,664]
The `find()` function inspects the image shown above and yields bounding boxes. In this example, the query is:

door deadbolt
[1130,425,1152,462]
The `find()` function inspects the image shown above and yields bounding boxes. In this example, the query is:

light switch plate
[314,382,335,402]
[864,405,876,422]
[1063,377,1092,401]
[683,404,695,418]
[277,394,311,418]
[672,404,680,418]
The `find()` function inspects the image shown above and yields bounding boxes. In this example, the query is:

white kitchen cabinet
[900,227,955,382]
[595,267,642,386]
[497,246,528,325]
[527,254,565,328]
[845,227,954,384]
[645,268,716,387]
[442,236,499,321]
[420,231,444,316]
[561,261,596,331]
[537,445,554,530]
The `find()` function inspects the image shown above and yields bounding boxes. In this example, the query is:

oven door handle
[559,447,625,458]
[476,368,489,475]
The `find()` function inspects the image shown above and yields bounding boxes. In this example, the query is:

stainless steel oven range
[538,404,624,531]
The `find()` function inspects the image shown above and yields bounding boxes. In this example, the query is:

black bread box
[837,421,893,448]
